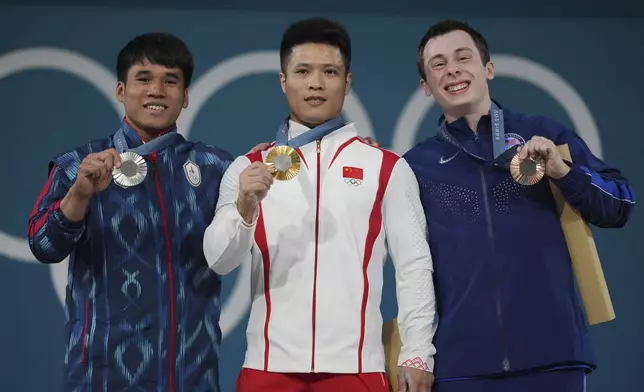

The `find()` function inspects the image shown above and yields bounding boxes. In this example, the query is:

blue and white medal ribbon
[111,125,182,187]
[437,103,544,186]
[266,116,347,181]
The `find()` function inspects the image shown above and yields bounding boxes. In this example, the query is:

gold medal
[265,145,301,181]
[510,153,545,186]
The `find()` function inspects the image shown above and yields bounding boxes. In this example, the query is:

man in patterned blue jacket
[404,20,635,391]
[27,33,232,391]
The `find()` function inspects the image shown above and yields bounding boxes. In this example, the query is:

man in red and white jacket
[203,17,437,392]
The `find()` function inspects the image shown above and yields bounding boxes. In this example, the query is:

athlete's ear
[116,82,125,103]
[420,78,432,97]
[279,72,287,94]
[486,60,495,81]
[344,71,352,95]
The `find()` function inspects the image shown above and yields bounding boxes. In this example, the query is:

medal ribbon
[275,116,347,148]
[437,102,518,169]
[113,121,183,155]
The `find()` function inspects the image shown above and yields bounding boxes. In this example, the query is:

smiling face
[420,29,494,120]
[279,43,351,128]
[116,58,188,140]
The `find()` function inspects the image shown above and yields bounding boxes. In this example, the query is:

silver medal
[112,151,147,187]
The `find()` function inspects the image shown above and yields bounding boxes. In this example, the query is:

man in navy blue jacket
[28,33,233,391]
[404,20,635,391]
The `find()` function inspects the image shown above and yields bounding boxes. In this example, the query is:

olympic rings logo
[0,47,602,340]
[344,178,362,186]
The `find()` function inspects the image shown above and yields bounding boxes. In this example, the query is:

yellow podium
[549,144,615,325]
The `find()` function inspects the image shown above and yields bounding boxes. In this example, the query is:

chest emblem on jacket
[183,160,201,187]
[505,133,525,150]
[343,166,363,186]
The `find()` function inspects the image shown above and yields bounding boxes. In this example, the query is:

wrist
[68,184,92,203]
[236,195,258,224]
[61,185,91,222]
[548,160,571,180]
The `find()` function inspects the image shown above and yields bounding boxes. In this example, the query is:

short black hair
[416,20,490,81]
[117,32,194,88]
[279,17,351,73]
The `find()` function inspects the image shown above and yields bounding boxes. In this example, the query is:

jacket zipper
[478,164,510,373]
[151,153,176,391]
[311,139,322,371]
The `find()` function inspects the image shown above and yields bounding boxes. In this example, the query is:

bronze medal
[510,153,545,186]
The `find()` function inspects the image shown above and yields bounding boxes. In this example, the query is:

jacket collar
[120,117,177,149]
[286,117,357,143]
[436,98,506,139]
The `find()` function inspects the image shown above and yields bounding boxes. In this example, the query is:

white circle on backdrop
[0,47,124,309]
[0,48,375,340]
[180,50,374,338]
[391,53,603,159]
[0,49,601,340]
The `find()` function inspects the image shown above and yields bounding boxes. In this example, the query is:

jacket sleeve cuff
[50,205,86,240]
[398,351,435,373]
[236,202,259,229]
[550,163,591,198]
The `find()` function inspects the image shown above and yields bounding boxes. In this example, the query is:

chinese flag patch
[343,166,363,180]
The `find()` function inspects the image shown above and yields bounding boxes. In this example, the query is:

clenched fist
[72,148,122,199]
[236,162,274,224]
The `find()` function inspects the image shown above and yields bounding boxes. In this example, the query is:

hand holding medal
[73,148,122,198]
[236,161,274,223]
[513,136,570,184]
[438,103,569,186]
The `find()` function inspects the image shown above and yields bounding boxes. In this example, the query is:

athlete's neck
[124,117,172,143]
[444,95,492,133]
[290,113,339,129]
[135,129,155,144]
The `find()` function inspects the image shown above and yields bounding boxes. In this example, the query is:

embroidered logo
[183,160,201,187]
[505,133,525,150]
[343,166,363,186]
[439,151,459,164]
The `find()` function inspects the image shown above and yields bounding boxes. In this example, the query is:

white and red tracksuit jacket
[203,121,437,374]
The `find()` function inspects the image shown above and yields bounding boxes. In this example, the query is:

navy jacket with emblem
[403,102,635,381]
[27,119,233,392]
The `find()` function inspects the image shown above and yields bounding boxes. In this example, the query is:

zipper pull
[149,152,158,169]
[316,140,321,154]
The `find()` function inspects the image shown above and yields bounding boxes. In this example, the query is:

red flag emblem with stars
[343,166,363,180]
